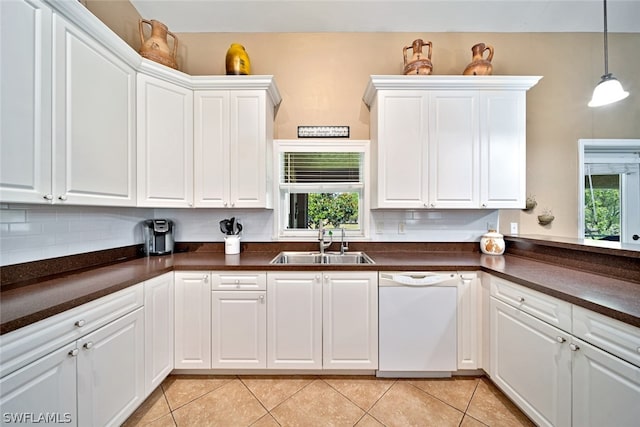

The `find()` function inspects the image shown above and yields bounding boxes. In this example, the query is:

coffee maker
[143,219,174,255]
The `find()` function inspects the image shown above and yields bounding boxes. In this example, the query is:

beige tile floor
[124,375,535,427]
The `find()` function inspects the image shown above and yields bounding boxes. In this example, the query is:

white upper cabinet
[53,14,137,206]
[1,1,136,206]
[137,73,194,207]
[364,76,541,209]
[0,0,53,204]
[194,81,277,208]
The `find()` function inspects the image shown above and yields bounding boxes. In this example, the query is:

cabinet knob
[43,194,54,201]
[223,201,228,207]
[203,276,209,283]
[84,341,94,350]
[430,203,435,208]
[68,348,79,357]
[75,319,86,328]
[481,203,487,208]
[518,297,525,303]
[556,336,566,343]
[569,343,580,352]
[259,295,265,303]
[58,195,67,201]
[315,275,320,281]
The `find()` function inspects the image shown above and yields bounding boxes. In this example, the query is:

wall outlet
[510,222,519,235]
[375,221,384,234]
[398,221,406,234]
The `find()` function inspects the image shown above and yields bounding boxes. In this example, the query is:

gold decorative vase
[403,39,433,75]
[463,43,494,75]
[225,43,251,75]
[138,19,178,70]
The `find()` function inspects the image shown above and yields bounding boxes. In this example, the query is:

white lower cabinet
[76,307,145,427]
[490,297,572,427]
[266,272,323,369]
[571,336,640,427]
[489,275,640,427]
[322,272,378,370]
[0,300,144,427]
[211,271,267,369]
[266,271,378,370]
[144,272,174,395]
[0,342,78,426]
[174,272,211,369]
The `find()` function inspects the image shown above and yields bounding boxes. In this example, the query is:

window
[274,140,369,239]
[579,139,640,245]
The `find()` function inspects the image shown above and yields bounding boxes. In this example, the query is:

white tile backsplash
[0,205,498,266]
[0,205,153,266]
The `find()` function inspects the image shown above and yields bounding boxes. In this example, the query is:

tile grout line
[163,375,240,418]
[237,376,283,426]
[403,379,468,419]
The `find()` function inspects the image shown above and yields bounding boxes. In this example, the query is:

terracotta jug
[139,19,178,70]
[225,43,251,75]
[403,39,433,75]
[463,43,494,75]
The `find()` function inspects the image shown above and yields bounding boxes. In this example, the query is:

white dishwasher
[378,271,459,378]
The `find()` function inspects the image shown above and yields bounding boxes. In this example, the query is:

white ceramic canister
[224,235,241,255]
[480,230,505,255]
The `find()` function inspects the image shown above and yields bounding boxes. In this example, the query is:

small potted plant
[524,195,537,211]
[538,208,555,225]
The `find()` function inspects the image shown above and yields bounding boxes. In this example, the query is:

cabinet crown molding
[363,75,542,108]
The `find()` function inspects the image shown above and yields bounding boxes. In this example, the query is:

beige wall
[87,3,640,239]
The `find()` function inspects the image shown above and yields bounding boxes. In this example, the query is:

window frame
[273,139,370,240]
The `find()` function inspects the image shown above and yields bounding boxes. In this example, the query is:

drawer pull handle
[75,320,86,328]
[569,343,580,352]
[84,342,94,350]
[556,336,566,343]
[68,348,79,357]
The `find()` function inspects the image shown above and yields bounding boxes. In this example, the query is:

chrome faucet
[318,221,332,254]
[340,228,349,255]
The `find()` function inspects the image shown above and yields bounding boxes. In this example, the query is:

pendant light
[588,0,629,107]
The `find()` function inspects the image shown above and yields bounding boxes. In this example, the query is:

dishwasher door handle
[380,272,457,286]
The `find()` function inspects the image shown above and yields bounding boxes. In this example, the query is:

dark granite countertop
[1,241,639,335]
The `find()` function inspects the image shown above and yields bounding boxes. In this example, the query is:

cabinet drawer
[489,275,571,332]
[573,305,640,368]
[211,271,267,291]
[0,284,143,377]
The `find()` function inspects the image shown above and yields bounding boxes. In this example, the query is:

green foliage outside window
[584,188,620,239]
[307,193,358,229]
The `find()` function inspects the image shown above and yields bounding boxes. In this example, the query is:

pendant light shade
[588,74,629,107]
[588,0,629,107]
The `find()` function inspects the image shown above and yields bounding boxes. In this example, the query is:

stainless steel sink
[270,251,374,265]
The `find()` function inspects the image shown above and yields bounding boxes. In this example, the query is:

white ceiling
[128,0,640,33]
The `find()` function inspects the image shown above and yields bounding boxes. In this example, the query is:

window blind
[281,152,363,184]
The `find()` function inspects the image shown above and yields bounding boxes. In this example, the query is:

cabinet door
[144,273,174,395]
[428,91,480,208]
[174,272,211,369]
[266,272,322,369]
[53,14,136,206]
[373,91,429,208]
[572,337,640,427]
[211,291,266,368]
[480,91,526,208]
[490,297,572,427]
[323,272,378,369]
[194,91,229,207]
[229,90,271,208]
[77,307,144,427]
[137,74,193,207]
[0,0,52,204]
[457,272,482,370]
[0,342,77,427]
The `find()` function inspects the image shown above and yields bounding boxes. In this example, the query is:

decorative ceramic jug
[139,19,178,70]
[480,230,505,255]
[463,43,494,75]
[225,43,251,75]
[403,39,433,75]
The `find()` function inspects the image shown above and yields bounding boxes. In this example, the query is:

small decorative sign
[297,126,350,138]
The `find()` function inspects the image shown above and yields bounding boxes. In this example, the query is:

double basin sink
[270,251,375,265]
